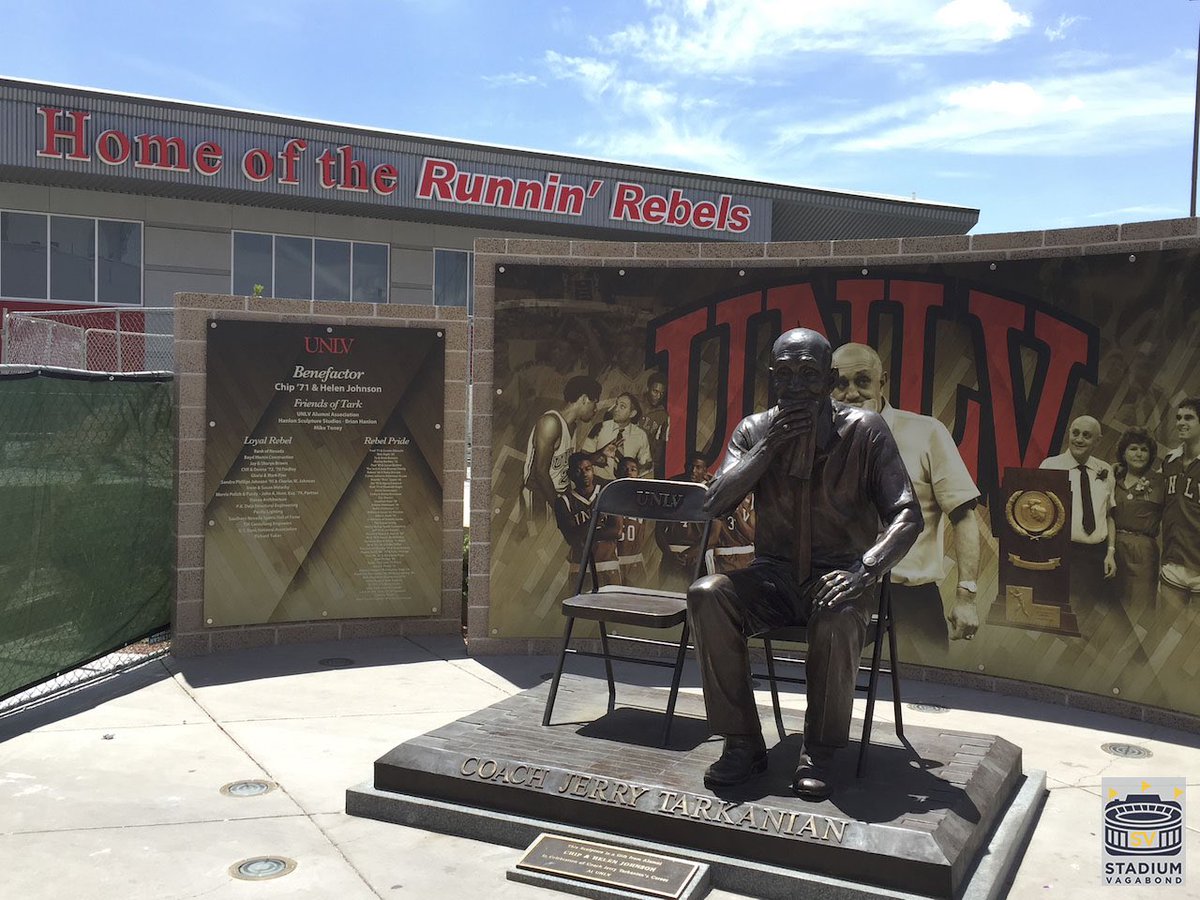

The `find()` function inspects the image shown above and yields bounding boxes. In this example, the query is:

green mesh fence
[0,368,174,702]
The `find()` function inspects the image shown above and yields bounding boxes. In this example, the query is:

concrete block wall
[172,292,467,657]
[467,220,1200,730]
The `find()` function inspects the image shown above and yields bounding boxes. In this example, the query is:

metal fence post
[115,309,123,373]
[1,310,9,364]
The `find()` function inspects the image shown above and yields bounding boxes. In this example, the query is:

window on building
[232,231,390,302]
[0,210,142,304]
[434,249,473,312]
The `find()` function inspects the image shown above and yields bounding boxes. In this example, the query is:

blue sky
[1,0,1197,234]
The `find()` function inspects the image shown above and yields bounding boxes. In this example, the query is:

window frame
[0,208,144,306]
[231,230,391,303]
[433,247,474,312]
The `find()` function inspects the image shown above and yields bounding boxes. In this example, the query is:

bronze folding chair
[542,478,714,745]
[753,573,903,777]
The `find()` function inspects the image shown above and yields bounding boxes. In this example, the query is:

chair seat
[757,618,882,647]
[562,590,687,628]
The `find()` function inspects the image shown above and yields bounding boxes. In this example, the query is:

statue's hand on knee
[812,564,875,611]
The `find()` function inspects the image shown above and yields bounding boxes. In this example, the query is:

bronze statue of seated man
[688,328,922,800]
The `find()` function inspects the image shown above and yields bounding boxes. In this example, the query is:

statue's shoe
[703,735,768,787]
[791,745,835,800]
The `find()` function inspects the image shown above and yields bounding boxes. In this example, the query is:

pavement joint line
[2,811,318,836]
[305,813,387,899]
[171,663,388,899]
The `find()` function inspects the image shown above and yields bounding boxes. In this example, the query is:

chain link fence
[0,337,175,714]
[1,307,174,372]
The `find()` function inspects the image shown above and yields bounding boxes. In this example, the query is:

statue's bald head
[771,328,831,368]
[769,329,836,410]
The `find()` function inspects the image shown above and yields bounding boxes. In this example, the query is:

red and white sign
[27,105,761,237]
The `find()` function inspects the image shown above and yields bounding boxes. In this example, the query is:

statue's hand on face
[766,404,815,452]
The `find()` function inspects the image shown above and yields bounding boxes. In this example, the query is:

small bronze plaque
[516,833,700,899]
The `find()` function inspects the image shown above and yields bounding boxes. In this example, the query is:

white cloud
[604,0,1032,77]
[1044,14,1083,42]
[825,58,1194,156]
[543,50,741,171]
[482,72,542,88]
[1086,205,1185,220]
[544,51,619,98]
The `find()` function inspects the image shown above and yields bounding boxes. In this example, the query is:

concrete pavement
[0,635,1195,899]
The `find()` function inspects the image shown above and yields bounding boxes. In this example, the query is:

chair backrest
[574,478,715,595]
[592,478,712,522]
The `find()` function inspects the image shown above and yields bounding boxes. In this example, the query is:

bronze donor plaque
[515,834,701,899]
[989,467,1079,636]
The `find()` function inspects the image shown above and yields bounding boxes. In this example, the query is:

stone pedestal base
[348,675,1045,899]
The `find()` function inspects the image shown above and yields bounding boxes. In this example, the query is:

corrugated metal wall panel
[0,79,979,241]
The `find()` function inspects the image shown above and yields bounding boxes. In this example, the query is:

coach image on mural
[831,342,983,656]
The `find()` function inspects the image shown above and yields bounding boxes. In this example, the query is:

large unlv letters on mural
[489,253,1200,718]
[649,280,1095,502]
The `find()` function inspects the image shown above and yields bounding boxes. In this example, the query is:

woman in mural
[1106,426,1164,617]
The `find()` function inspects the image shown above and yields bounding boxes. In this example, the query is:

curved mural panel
[487,249,1200,718]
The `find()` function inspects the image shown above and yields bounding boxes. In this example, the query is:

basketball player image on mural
[1039,416,1117,633]
[598,340,651,404]
[641,372,670,478]
[1159,398,1200,613]
[522,374,603,536]
[707,492,756,576]
[613,456,651,586]
[555,451,622,590]
[656,453,713,591]
[830,343,982,654]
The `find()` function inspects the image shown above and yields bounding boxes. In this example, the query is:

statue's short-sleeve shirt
[722,402,920,571]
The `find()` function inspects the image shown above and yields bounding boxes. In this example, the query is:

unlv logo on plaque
[989,468,1079,636]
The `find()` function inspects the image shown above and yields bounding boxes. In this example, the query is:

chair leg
[763,638,786,741]
[887,617,905,740]
[858,629,887,778]
[662,621,689,747]
[598,622,616,712]
[543,616,576,727]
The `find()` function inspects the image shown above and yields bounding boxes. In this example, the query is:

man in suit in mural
[689,329,921,800]
[1040,415,1116,632]
[1159,398,1200,610]
[583,391,653,483]
[830,343,982,649]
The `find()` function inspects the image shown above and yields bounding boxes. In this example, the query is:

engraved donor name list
[203,320,444,626]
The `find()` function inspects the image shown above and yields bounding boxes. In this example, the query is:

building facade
[0,77,978,328]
